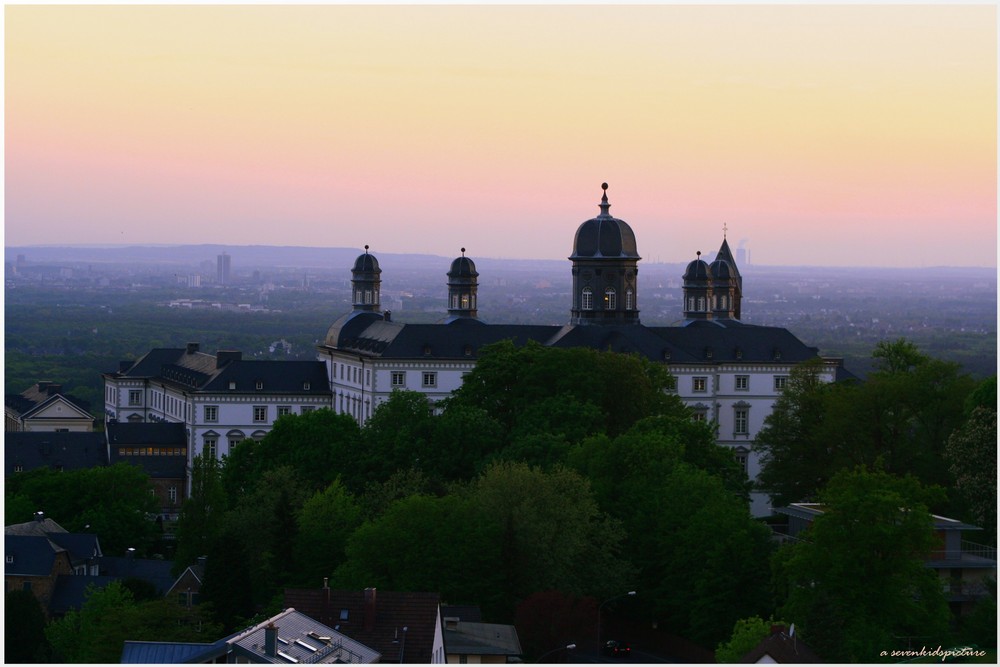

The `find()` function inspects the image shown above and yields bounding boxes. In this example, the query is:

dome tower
[682,251,712,320]
[569,183,641,325]
[351,245,381,313]
[709,235,742,320]
[447,248,479,320]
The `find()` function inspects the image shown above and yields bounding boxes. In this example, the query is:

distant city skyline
[5,5,996,268]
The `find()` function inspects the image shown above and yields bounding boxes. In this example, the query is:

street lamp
[597,591,636,650]
[536,643,576,663]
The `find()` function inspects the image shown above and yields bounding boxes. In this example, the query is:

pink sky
[5,5,996,267]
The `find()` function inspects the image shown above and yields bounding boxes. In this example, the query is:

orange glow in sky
[5,5,997,267]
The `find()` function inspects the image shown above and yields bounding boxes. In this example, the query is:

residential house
[120,607,381,663]
[285,586,444,663]
[441,614,522,664]
[5,514,102,616]
[5,381,95,432]
[774,503,997,617]
[166,555,208,608]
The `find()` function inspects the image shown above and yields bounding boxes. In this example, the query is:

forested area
[6,340,996,662]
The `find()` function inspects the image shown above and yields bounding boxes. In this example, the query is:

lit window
[422,372,437,388]
[604,287,616,310]
[735,375,749,391]
[204,405,218,422]
[582,287,593,311]
[392,371,406,387]
[693,377,708,393]
[460,293,470,309]
[253,406,267,423]
[774,376,789,391]
[129,390,142,406]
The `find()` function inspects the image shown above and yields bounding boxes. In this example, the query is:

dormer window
[303,382,311,390]
[228,381,236,390]
[255,380,263,390]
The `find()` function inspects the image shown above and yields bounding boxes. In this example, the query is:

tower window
[461,294,470,309]
[364,290,373,304]
[604,287,616,310]
[625,288,633,310]
[697,296,706,311]
[582,287,593,311]
[451,294,459,309]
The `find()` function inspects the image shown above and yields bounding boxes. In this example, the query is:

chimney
[47,384,62,396]
[186,342,200,354]
[264,622,278,657]
[364,588,377,632]
[384,310,392,322]
[216,350,242,368]
[34,511,44,522]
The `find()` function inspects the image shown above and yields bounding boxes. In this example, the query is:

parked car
[603,640,631,658]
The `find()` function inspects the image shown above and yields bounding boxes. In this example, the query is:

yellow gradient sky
[5,4,997,267]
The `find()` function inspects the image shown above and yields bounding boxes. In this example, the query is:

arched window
[604,287,616,310]
[364,290,373,304]
[625,288,634,310]
[697,296,705,311]
[451,294,459,309]
[460,293,470,309]
[687,297,695,311]
[582,287,593,310]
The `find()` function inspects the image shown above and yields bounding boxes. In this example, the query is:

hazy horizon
[5,5,997,268]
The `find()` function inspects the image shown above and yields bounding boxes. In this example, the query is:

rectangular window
[301,406,315,414]
[168,487,177,503]
[391,371,406,387]
[734,408,749,435]
[735,375,749,391]
[735,453,748,473]
[128,390,142,406]
[204,405,218,422]
[693,377,707,393]
[774,376,789,391]
[204,438,217,459]
[277,406,291,417]
[692,411,707,422]
[422,372,437,388]
[253,406,267,423]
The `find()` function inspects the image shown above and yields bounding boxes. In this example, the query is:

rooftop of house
[228,608,381,664]
[740,625,822,663]
[5,381,93,418]
[442,618,522,658]
[5,431,108,476]
[775,503,984,531]
[284,587,441,663]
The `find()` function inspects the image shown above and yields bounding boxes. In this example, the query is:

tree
[292,478,364,586]
[356,390,436,485]
[514,590,597,661]
[173,453,228,573]
[5,589,50,663]
[945,405,997,542]
[753,358,837,506]
[715,616,785,663]
[774,466,951,662]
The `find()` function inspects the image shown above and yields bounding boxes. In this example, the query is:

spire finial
[599,182,610,216]
[696,250,701,259]
[364,244,370,253]
[723,223,728,239]
[461,247,466,257]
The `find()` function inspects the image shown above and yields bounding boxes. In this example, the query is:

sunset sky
[5,4,997,267]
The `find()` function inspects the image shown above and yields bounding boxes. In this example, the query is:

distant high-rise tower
[217,253,231,285]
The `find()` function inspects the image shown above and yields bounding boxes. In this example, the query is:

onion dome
[448,251,479,280]
[570,183,640,259]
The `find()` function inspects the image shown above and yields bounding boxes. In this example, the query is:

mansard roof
[108,348,330,396]
[107,422,187,446]
[5,431,108,476]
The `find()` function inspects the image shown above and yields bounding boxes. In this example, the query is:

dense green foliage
[755,339,978,513]
[714,616,785,663]
[5,464,160,555]
[5,590,51,663]
[774,466,951,662]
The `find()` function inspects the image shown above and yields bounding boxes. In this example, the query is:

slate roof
[443,621,522,658]
[98,556,177,595]
[5,382,93,419]
[4,535,63,576]
[5,431,108,476]
[5,518,102,568]
[107,421,187,446]
[325,316,825,367]
[284,588,441,663]
[48,575,118,616]
[120,640,225,664]
[109,348,331,396]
